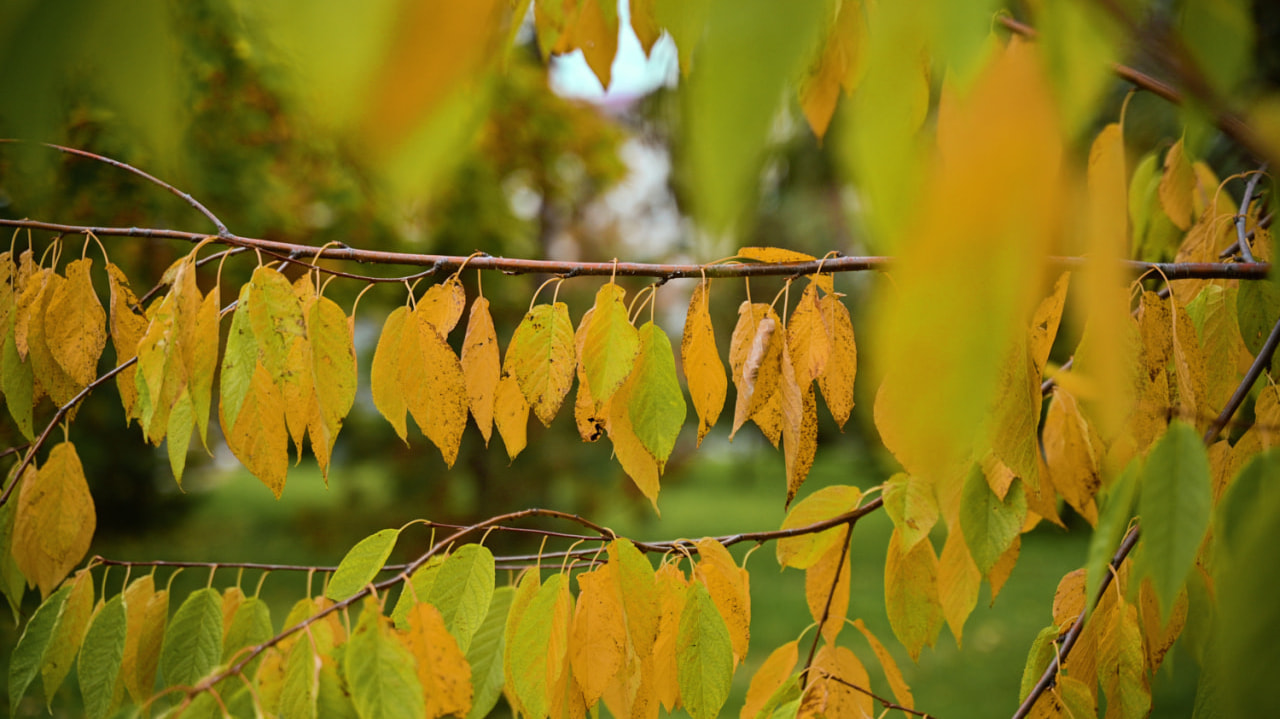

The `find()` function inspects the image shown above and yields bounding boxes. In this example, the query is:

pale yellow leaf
[414,277,466,338]
[493,374,530,462]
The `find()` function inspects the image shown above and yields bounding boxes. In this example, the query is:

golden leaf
[787,284,831,382]
[1030,273,1070,377]
[461,296,501,446]
[1169,294,1209,431]
[752,387,783,449]
[401,602,473,719]
[607,358,662,512]
[27,271,80,406]
[415,277,466,338]
[13,443,95,597]
[806,536,851,643]
[816,293,857,429]
[938,527,979,646]
[650,562,688,713]
[737,248,834,295]
[1052,568,1086,631]
[1158,137,1195,230]
[406,310,469,467]
[987,535,1020,601]
[221,362,289,497]
[569,562,627,705]
[740,640,798,719]
[190,290,221,451]
[693,538,749,664]
[306,295,357,479]
[630,0,660,55]
[780,342,818,505]
[729,302,782,439]
[681,281,726,446]
[44,258,106,388]
[247,266,311,457]
[851,618,914,710]
[505,302,576,427]
[1136,577,1187,676]
[494,374,530,462]
[573,308,608,442]
[569,0,618,89]
[802,644,874,719]
[106,262,148,422]
[1042,386,1101,525]
[14,263,50,361]
[371,306,410,441]
[884,527,943,661]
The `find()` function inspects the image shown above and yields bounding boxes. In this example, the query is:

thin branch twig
[1205,313,1280,443]
[1234,165,1268,263]
[809,669,936,718]
[801,524,854,689]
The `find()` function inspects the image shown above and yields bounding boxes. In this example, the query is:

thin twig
[1204,313,1280,444]
[801,524,854,690]
[1234,166,1268,263]
[0,140,231,238]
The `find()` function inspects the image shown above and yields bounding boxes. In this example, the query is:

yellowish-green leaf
[461,296,501,446]
[40,568,93,707]
[608,355,662,511]
[681,280,726,446]
[676,581,734,719]
[371,306,410,441]
[423,543,495,653]
[13,443,95,598]
[959,464,1027,575]
[159,587,222,689]
[628,322,687,467]
[1138,421,1211,622]
[121,577,168,704]
[884,527,942,661]
[583,283,639,408]
[345,600,424,719]
[2,328,35,440]
[8,585,70,714]
[740,640,798,719]
[1018,625,1059,703]
[1158,137,1195,230]
[502,569,541,716]
[505,302,575,426]
[221,362,289,497]
[307,295,357,479]
[694,538,750,664]
[882,473,938,551]
[248,266,311,455]
[510,572,569,719]
[280,633,319,719]
[776,484,861,570]
[327,528,401,603]
[465,585,513,719]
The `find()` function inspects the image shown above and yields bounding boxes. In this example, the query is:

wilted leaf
[729,302,782,439]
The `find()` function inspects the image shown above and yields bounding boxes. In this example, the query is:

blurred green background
[4,0,1261,716]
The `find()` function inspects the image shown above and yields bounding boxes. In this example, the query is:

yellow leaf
[371,306,410,441]
[740,640,798,719]
[1136,577,1187,676]
[806,535,851,643]
[787,285,831,383]
[247,266,311,457]
[851,618,914,711]
[40,568,94,703]
[1052,568,1086,631]
[816,293,857,429]
[1043,387,1101,525]
[414,277,466,338]
[1169,294,1209,430]
[1030,273,1071,377]
[221,586,245,639]
[120,575,167,704]
[401,602,472,719]
[569,0,618,90]
[987,335,1041,488]
[780,342,818,505]
[461,296,501,446]
[882,473,938,551]
[1158,137,1195,230]
[13,443,95,597]
[190,290,220,452]
[650,562,688,713]
[802,644,874,719]
[406,311,469,467]
[27,271,80,406]
[751,386,783,449]
[737,248,834,295]
[884,527,942,661]
[493,374,530,462]
[14,263,49,361]
[105,262,148,422]
[693,538,749,664]
[681,281,726,446]
[503,569,541,715]
[610,538,659,658]
[570,562,627,705]
[608,359,662,512]
[573,308,608,442]
[306,295,357,479]
[987,535,1020,602]
[222,362,289,497]
[630,0,660,55]
[1098,598,1150,718]
[729,302,782,439]
[44,258,106,388]
[938,527,980,646]
[505,302,576,427]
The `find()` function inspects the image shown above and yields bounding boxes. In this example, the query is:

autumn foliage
[4,0,1280,718]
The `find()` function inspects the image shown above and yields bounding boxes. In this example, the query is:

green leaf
[582,283,639,403]
[220,284,258,431]
[757,673,802,719]
[627,322,687,466]
[247,266,307,381]
[1208,449,1280,717]
[159,588,223,689]
[1086,459,1140,604]
[884,527,943,661]
[41,569,94,706]
[775,484,862,570]
[465,586,514,719]
[1019,625,1058,703]
[1138,421,1211,622]
[509,573,565,718]
[1,327,35,441]
[223,597,273,674]
[0,494,27,622]
[424,543,494,653]
[882,473,938,552]
[344,604,424,719]
[504,302,576,426]
[676,581,734,719]
[959,464,1026,575]
[78,594,127,719]
[8,585,70,714]
[318,654,359,719]
[1181,0,1253,98]
[326,528,401,603]
[280,637,318,719]
[1236,277,1280,377]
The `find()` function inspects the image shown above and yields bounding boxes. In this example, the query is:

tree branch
[1233,165,1268,263]
[810,668,936,718]
[801,524,854,689]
